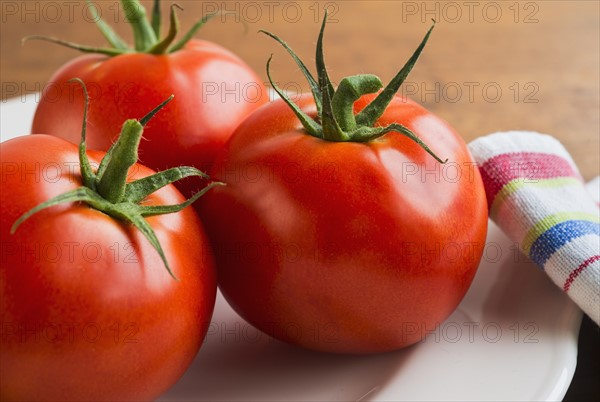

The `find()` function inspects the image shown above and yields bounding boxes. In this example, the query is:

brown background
[1,1,599,400]
[1,0,598,179]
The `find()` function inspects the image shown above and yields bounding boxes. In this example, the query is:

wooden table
[1,1,598,400]
[2,0,598,180]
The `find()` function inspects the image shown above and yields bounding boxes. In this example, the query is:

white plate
[0,95,583,401]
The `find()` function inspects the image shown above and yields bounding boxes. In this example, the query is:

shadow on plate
[159,294,417,402]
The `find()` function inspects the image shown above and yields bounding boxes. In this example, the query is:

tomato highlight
[1,79,218,400]
[198,14,488,354]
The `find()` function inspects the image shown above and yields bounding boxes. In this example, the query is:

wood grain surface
[1,1,598,179]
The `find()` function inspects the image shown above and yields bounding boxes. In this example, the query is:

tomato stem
[259,29,322,115]
[168,11,221,53]
[265,55,323,138]
[95,120,144,203]
[331,75,383,133]
[11,81,222,279]
[23,0,221,56]
[148,4,183,55]
[121,0,157,51]
[151,0,162,38]
[262,14,446,163]
[355,21,436,127]
[95,94,174,202]
[70,78,96,190]
[21,35,128,57]
[86,0,129,50]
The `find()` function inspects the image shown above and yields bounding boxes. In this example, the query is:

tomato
[30,1,268,197]
[0,90,217,400]
[197,18,488,353]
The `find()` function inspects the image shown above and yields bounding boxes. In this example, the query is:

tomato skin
[31,40,269,196]
[198,93,488,354]
[0,135,216,401]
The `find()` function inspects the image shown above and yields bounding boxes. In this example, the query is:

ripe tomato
[197,18,487,353]
[1,91,217,400]
[30,1,268,196]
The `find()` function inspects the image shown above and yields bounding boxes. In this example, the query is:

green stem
[140,95,174,127]
[320,80,346,142]
[93,92,174,202]
[11,188,99,235]
[315,10,345,141]
[265,55,322,138]
[148,4,182,55]
[124,166,209,203]
[168,11,219,53]
[263,13,447,162]
[95,120,144,203]
[86,0,128,50]
[24,0,220,56]
[22,35,128,56]
[151,0,162,38]
[68,78,96,190]
[11,80,218,279]
[138,181,224,216]
[356,20,436,127]
[331,75,383,132]
[259,29,322,115]
[121,0,157,51]
[315,10,334,100]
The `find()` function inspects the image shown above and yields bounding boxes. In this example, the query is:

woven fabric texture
[469,131,599,325]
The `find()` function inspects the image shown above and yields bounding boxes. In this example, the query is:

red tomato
[32,39,267,196]
[30,0,269,197]
[0,134,216,400]
[198,93,488,354]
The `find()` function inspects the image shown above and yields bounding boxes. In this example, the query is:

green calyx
[22,0,221,55]
[11,78,223,280]
[262,14,447,164]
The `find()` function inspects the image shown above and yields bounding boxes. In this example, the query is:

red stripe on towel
[563,255,600,292]
[479,152,580,208]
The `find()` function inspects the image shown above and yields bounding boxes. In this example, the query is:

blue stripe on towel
[529,220,600,268]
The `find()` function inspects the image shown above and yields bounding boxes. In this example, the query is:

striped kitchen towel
[468,131,599,325]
